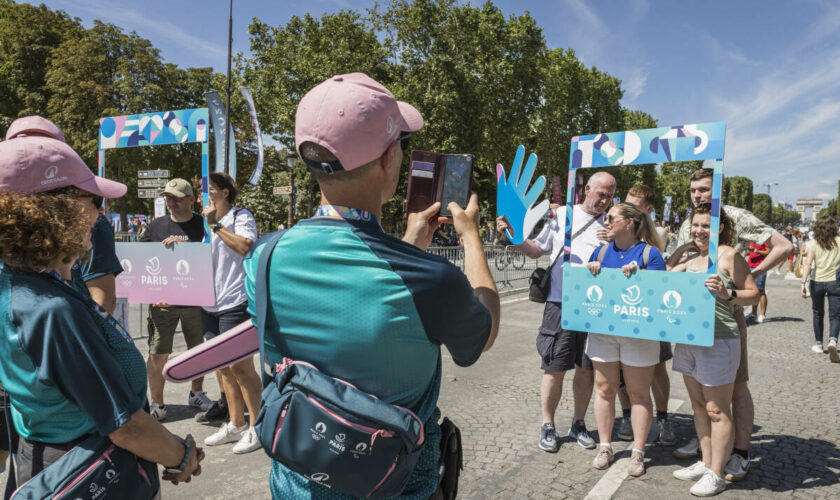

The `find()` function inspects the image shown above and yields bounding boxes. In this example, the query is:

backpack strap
[642,244,652,269]
[596,244,608,264]
[256,230,287,387]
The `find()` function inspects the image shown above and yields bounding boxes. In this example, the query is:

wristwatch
[164,441,191,475]
[211,222,224,233]
[726,289,737,302]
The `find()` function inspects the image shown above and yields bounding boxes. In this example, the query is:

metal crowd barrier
[426,245,550,291]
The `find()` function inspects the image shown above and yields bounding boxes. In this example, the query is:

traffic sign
[138,169,170,178]
[138,188,162,198]
[138,179,169,188]
[273,185,292,196]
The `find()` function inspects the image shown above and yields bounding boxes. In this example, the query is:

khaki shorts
[148,306,204,355]
[585,333,660,367]
[734,307,749,383]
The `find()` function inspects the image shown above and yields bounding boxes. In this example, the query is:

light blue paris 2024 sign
[562,122,726,347]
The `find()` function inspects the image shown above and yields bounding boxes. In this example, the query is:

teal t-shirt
[243,217,491,499]
[0,263,147,443]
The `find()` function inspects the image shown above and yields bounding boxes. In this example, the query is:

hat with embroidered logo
[295,72,423,172]
[163,178,193,198]
[5,115,65,142]
[0,135,126,197]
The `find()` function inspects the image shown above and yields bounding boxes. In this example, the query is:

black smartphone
[439,154,473,217]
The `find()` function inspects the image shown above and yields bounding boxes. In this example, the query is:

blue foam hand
[496,145,550,245]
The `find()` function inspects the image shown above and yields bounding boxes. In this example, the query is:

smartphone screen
[439,155,473,217]
[406,160,437,212]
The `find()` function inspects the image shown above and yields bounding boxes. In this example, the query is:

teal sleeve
[243,240,266,321]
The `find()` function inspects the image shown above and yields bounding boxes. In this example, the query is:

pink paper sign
[115,242,216,306]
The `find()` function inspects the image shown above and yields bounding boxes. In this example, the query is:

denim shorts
[201,301,251,340]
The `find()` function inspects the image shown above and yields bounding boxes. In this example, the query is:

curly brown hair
[0,191,90,272]
[813,216,838,250]
[692,203,735,246]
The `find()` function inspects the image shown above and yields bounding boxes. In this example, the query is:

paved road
[3,272,838,499]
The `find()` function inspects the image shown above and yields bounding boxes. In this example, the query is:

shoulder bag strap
[256,230,287,387]
[642,244,652,269]
[596,244,608,264]
[547,211,601,269]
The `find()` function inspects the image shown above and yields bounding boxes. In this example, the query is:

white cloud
[52,0,226,64]
[622,68,648,104]
[816,192,833,199]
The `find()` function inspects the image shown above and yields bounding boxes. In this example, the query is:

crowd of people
[0,72,837,500]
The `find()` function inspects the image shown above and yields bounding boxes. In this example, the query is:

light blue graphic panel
[561,267,715,346]
[570,122,726,168]
[496,145,549,244]
[99,108,209,149]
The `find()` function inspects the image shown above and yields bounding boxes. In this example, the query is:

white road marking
[501,296,532,306]
[584,398,685,500]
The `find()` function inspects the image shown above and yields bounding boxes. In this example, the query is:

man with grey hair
[498,171,616,452]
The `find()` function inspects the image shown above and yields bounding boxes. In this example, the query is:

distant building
[796,198,823,221]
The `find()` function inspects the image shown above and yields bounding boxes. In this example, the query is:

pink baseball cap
[295,72,423,172]
[5,115,65,142]
[0,135,126,197]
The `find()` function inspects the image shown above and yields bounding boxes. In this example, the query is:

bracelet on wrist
[165,441,190,474]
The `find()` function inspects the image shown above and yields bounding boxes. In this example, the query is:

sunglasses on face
[399,132,411,151]
[606,215,626,224]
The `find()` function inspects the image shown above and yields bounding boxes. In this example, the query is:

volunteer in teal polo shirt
[244,73,501,499]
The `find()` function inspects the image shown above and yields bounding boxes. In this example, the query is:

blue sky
[40,0,840,206]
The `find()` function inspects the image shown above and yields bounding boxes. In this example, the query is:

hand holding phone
[405,151,474,216]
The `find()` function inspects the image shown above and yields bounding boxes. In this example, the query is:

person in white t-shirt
[497,171,615,453]
[200,172,263,454]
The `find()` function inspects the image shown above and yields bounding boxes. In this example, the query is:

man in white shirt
[498,172,615,452]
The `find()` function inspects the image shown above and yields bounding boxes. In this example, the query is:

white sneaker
[756,314,765,324]
[811,343,825,354]
[150,403,167,421]
[690,470,726,496]
[232,427,261,454]
[829,339,839,363]
[188,390,215,412]
[673,460,709,481]
[205,421,248,446]
[724,453,750,481]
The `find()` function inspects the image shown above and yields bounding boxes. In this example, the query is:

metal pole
[224,0,233,176]
[288,168,295,227]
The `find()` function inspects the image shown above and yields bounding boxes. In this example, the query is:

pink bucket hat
[295,72,423,172]
[5,115,65,142]
[0,135,126,197]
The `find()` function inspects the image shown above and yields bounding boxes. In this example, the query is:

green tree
[655,160,703,222]
[0,0,83,130]
[817,199,837,219]
[723,176,753,211]
[753,193,771,223]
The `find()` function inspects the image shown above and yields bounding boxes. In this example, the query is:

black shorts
[536,301,593,372]
[1,388,19,453]
[659,341,673,362]
[201,302,251,341]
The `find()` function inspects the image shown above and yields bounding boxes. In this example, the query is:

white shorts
[585,333,660,367]
[672,338,741,387]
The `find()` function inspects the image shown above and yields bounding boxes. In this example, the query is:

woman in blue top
[0,123,203,492]
[583,202,666,477]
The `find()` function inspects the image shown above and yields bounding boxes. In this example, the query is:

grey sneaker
[617,417,633,441]
[592,445,614,470]
[627,450,646,477]
[690,470,726,496]
[674,438,701,459]
[828,339,839,363]
[659,418,677,446]
[539,423,559,452]
[569,420,597,449]
[188,390,215,412]
[724,453,750,481]
[149,402,166,422]
[673,460,709,481]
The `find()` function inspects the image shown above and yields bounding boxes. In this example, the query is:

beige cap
[163,178,193,198]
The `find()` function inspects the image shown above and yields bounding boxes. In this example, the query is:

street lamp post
[286,152,297,228]
[760,182,779,227]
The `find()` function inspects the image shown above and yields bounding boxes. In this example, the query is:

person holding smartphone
[244,72,500,499]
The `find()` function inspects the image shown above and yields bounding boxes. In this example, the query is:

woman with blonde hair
[801,216,840,360]
[584,202,666,476]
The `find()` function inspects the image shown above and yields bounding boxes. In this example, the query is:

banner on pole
[99,109,207,149]
[205,91,237,176]
[241,87,265,186]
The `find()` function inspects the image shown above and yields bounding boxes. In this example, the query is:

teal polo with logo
[244,216,491,499]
